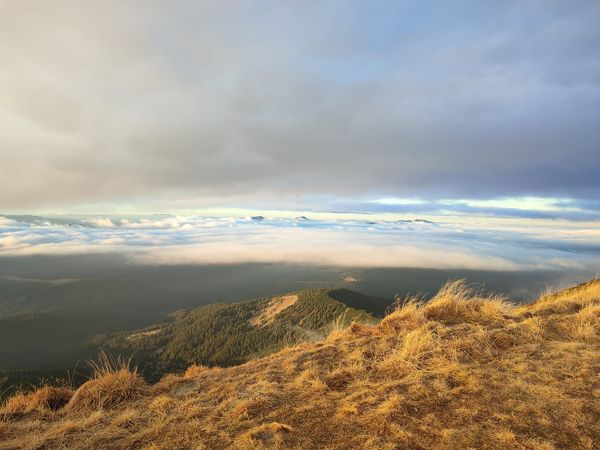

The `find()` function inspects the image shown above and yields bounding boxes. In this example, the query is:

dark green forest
[91,289,390,380]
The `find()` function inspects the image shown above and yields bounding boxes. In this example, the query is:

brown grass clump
[421,279,513,324]
[564,303,600,340]
[236,422,293,448]
[1,385,73,416]
[182,363,209,378]
[2,278,600,449]
[66,352,147,411]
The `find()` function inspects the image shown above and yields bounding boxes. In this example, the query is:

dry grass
[1,386,73,417]
[1,279,600,449]
[66,352,147,411]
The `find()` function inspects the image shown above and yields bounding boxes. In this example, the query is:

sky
[1,1,599,273]
[1,0,599,216]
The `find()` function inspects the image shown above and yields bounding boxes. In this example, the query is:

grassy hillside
[2,279,599,449]
[90,289,386,379]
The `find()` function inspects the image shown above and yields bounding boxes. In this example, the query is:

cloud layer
[1,1,599,210]
[1,214,599,272]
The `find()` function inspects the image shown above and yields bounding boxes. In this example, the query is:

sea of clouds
[1,214,599,273]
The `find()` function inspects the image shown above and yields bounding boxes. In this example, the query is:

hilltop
[1,279,599,449]
[89,288,389,379]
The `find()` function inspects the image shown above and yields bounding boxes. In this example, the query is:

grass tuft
[65,351,147,410]
[1,385,73,416]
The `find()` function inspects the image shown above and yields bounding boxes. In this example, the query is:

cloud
[0,217,21,227]
[84,218,116,228]
[130,237,520,271]
[1,214,599,272]
[0,1,599,210]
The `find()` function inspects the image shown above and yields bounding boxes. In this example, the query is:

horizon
[2,210,599,275]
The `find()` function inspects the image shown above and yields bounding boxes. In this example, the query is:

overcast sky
[1,1,599,214]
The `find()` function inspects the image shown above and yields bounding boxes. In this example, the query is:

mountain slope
[2,279,599,449]
[91,289,387,378]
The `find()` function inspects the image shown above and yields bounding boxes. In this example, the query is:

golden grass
[1,385,73,416]
[1,279,600,449]
[66,352,147,411]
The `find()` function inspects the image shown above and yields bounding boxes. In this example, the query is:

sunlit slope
[2,279,600,449]
[90,288,387,377]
